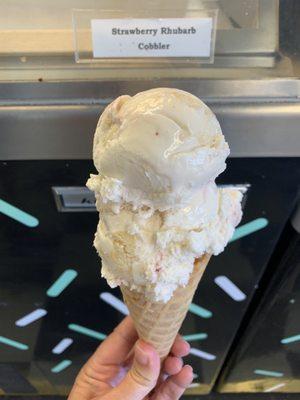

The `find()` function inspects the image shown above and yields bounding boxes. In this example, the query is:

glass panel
[1,0,299,80]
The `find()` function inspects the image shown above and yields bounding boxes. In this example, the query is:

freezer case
[0,80,299,397]
[218,212,300,394]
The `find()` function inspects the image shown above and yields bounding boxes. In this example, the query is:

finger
[171,335,190,358]
[151,365,193,400]
[107,340,160,400]
[91,316,138,365]
[124,347,134,367]
[163,356,183,376]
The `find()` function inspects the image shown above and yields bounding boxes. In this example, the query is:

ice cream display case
[0,79,299,399]
[217,207,300,394]
[0,0,297,80]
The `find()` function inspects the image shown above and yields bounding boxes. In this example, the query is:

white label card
[91,18,213,58]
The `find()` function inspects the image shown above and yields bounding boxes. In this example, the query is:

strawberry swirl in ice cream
[87,88,242,303]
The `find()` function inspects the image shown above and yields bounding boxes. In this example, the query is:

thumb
[109,340,160,400]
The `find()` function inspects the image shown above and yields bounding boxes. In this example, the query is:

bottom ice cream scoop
[87,180,242,302]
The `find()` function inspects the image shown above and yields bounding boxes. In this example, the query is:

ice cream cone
[121,254,211,359]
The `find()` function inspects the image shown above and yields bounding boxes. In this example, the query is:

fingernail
[135,342,150,366]
[186,364,193,373]
[184,341,191,355]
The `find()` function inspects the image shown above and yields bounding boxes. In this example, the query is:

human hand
[68,316,193,400]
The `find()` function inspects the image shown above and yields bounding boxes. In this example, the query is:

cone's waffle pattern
[121,254,211,358]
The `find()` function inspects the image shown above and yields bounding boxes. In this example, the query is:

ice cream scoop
[91,88,230,211]
[87,88,242,303]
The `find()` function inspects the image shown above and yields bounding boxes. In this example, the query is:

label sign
[91,18,213,58]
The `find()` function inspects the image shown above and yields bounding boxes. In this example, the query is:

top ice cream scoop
[92,88,230,211]
[87,88,242,302]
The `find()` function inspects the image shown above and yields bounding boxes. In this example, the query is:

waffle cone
[121,254,211,359]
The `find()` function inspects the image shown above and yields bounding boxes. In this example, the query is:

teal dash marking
[254,369,283,378]
[230,218,268,242]
[47,269,78,297]
[51,359,72,373]
[183,333,208,342]
[189,303,212,318]
[68,324,107,340]
[281,334,300,344]
[0,199,39,227]
[0,336,28,350]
